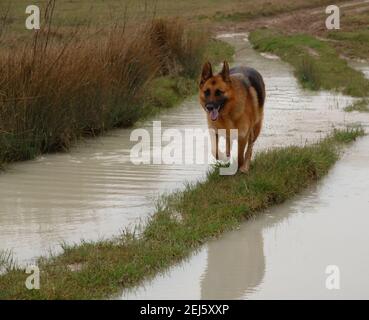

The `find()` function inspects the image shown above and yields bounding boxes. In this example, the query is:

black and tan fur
[199,61,266,173]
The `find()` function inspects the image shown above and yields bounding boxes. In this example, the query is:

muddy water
[1,33,368,266]
[0,104,209,264]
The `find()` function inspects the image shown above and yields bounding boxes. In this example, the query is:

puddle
[0,33,368,265]
[0,103,209,264]
[259,52,281,60]
[121,136,369,300]
[349,60,369,79]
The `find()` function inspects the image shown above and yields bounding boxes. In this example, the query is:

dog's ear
[220,61,230,82]
[200,62,213,87]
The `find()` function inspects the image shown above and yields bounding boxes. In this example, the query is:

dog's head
[199,61,231,121]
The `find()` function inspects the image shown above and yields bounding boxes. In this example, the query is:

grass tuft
[344,99,369,113]
[0,250,17,274]
[296,57,321,90]
[0,127,364,300]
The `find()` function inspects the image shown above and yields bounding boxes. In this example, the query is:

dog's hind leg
[252,120,263,143]
[240,131,254,173]
[237,135,247,169]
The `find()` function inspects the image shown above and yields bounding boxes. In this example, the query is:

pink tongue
[210,109,219,121]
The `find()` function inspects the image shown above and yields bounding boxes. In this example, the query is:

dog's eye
[204,89,210,97]
[215,89,223,97]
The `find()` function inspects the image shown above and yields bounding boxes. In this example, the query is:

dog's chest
[208,108,251,137]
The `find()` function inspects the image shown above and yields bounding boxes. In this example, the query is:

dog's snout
[206,103,215,111]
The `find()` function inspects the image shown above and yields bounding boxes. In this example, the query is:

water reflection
[200,217,266,299]
[200,186,320,299]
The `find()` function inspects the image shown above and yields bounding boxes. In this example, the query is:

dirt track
[215,0,369,35]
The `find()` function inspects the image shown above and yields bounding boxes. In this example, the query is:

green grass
[325,9,369,60]
[0,127,364,300]
[145,39,234,110]
[344,99,369,113]
[249,29,369,97]
[0,250,17,274]
[147,76,197,109]
[204,38,235,65]
[328,29,369,60]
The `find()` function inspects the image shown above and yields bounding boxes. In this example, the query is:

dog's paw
[239,163,250,174]
[217,151,231,162]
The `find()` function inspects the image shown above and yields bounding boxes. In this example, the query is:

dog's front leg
[211,130,230,162]
[226,130,231,159]
[210,131,219,160]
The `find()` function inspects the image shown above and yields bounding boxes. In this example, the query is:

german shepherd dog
[199,61,265,173]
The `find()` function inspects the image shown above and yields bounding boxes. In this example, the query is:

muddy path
[215,0,369,35]
[0,33,368,266]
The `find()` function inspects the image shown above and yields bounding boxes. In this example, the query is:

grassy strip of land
[328,29,369,61]
[0,127,364,299]
[249,29,369,97]
[344,98,369,112]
